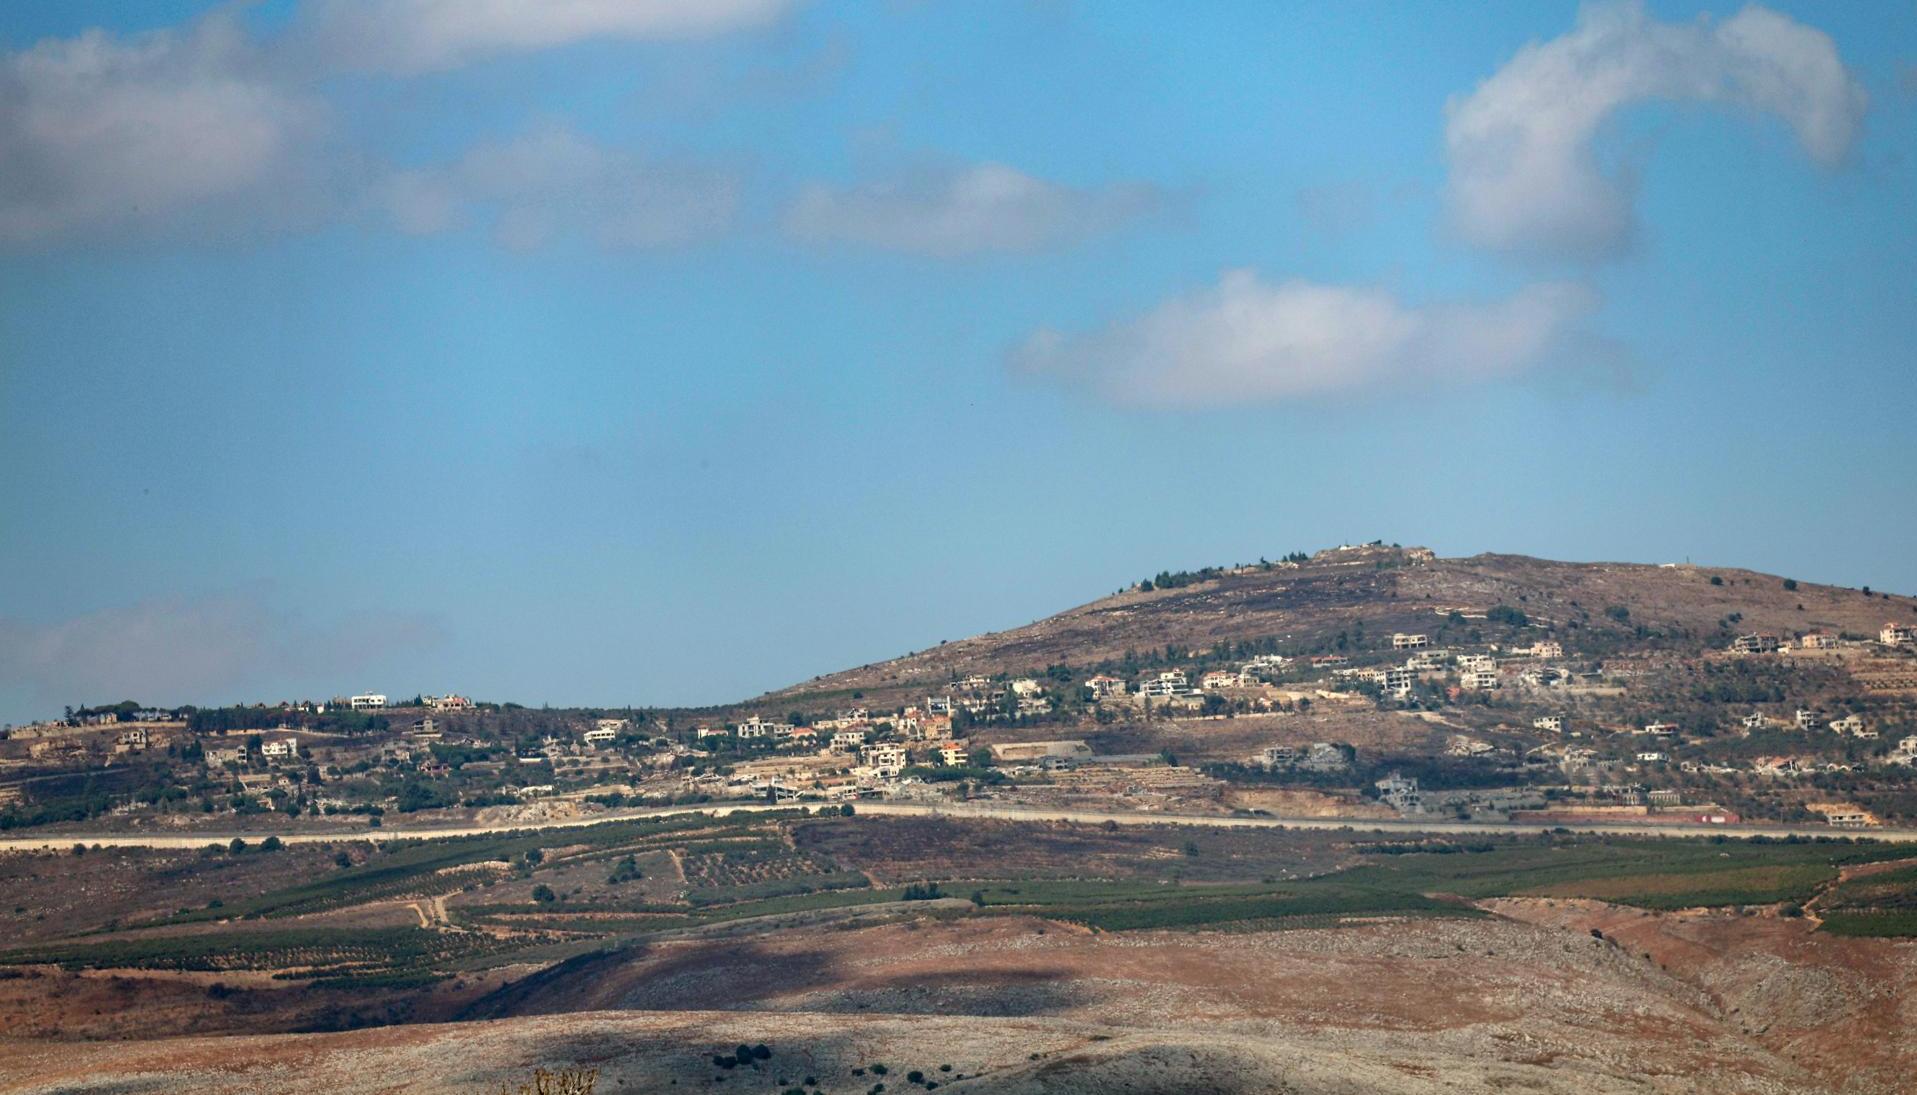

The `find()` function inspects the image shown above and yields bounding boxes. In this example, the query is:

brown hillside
[769,544,1914,701]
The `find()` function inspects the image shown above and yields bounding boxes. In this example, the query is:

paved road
[3,799,1914,852]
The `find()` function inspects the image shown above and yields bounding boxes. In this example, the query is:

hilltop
[771,543,1914,703]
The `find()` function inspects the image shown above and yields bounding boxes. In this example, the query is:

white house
[860,743,907,777]
[582,726,618,746]
[1391,633,1428,649]
[1201,670,1242,692]
[736,715,790,739]
[936,742,968,767]
[1015,696,1054,717]
[1533,716,1563,732]
[1460,669,1499,691]
[1881,623,1915,648]
[1138,670,1191,697]
[1085,675,1127,699]
[349,693,387,711]
[261,736,300,760]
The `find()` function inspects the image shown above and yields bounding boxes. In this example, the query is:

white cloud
[0,592,443,711]
[375,127,739,250]
[0,16,325,246]
[301,0,796,75]
[1012,270,1601,407]
[784,162,1164,256]
[1445,1,1866,260]
[0,2,783,248]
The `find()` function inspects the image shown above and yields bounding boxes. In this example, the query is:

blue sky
[1,1,1913,723]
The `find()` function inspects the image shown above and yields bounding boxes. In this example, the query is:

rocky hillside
[771,543,1915,700]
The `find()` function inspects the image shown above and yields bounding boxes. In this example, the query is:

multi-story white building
[860,743,907,777]
[1533,716,1563,733]
[349,693,387,711]
[1382,667,1415,697]
[735,715,791,739]
[1391,633,1428,649]
[1138,670,1191,697]
[1460,669,1499,691]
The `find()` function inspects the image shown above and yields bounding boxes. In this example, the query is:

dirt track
[4,799,1911,854]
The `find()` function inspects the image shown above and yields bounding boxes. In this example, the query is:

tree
[1487,605,1528,627]
[259,835,283,852]
[228,837,247,854]
[531,884,556,903]
[1783,578,1798,591]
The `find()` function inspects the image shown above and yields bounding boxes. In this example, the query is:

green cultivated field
[6,816,1917,986]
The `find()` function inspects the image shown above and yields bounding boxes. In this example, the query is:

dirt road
[3,799,1912,853]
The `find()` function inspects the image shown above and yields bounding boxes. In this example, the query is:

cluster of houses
[1728,624,1916,655]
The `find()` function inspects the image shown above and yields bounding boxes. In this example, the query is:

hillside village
[4,545,1917,836]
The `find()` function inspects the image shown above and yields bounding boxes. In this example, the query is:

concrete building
[1460,669,1499,691]
[1391,633,1429,649]
[1375,772,1423,813]
[1382,667,1415,697]
[1138,670,1191,697]
[349,693,387,711]
[859,743,906,777]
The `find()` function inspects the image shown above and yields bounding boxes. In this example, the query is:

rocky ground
[8,907,1915,1094]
